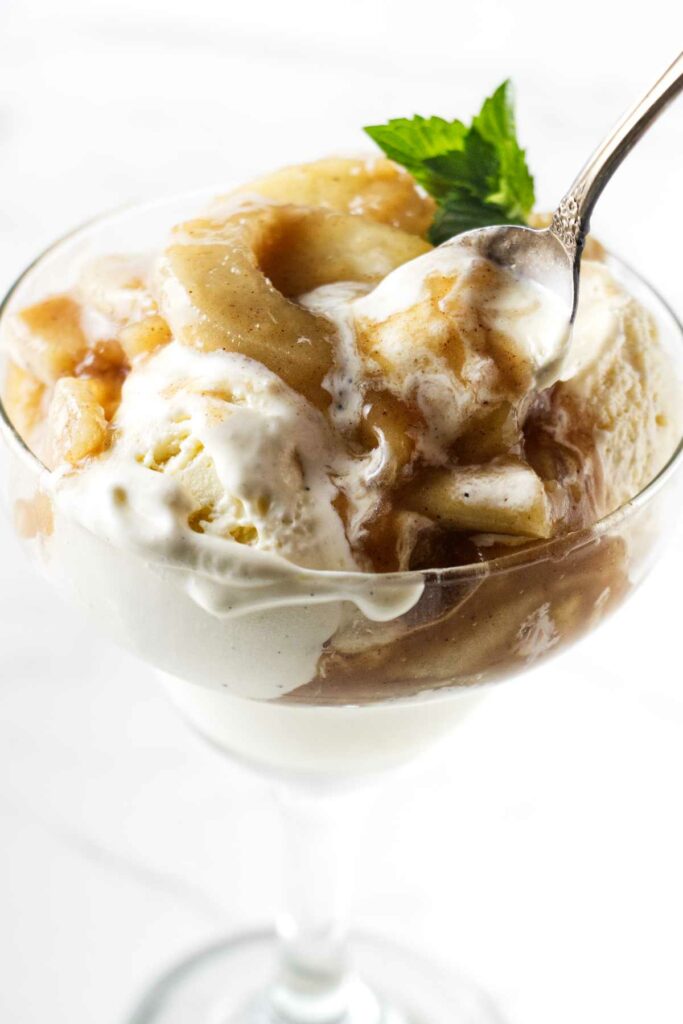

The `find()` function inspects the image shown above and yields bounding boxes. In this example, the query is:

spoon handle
[551,50,683,255]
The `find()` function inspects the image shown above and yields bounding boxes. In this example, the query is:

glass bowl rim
[0,188,682,586]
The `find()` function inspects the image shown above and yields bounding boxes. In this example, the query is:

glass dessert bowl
[1,173,682,1024]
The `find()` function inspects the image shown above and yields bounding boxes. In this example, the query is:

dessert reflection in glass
[1,158,682,1024]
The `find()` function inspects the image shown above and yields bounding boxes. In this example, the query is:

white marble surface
[1,2,683,1022]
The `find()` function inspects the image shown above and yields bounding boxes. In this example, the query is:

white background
[1,2,683,1022]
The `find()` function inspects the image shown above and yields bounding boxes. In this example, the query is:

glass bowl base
[126,929,507,1024]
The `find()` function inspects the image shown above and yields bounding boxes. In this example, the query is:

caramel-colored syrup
[524,385,605,532]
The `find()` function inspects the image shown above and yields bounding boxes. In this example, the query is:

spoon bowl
[453,222,576,313]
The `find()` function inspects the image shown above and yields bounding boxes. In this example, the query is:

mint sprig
[364,81,535,245]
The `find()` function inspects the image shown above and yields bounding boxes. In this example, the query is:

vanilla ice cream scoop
[73,341,357,573]
[352,239,571,455]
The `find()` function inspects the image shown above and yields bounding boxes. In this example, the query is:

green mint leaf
[424,129,500,200]
[364,116,467,196]
[472,80,517,146]
[473,80,535,220]
[364,80,535,239]
[429,195,522,245]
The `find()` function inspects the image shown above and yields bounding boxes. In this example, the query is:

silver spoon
[450,50,683,378]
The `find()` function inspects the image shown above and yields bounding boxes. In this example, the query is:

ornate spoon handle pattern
[551,51,683,257]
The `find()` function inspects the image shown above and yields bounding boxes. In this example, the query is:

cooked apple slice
[402,459,553,538]
[230,157,435,236]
